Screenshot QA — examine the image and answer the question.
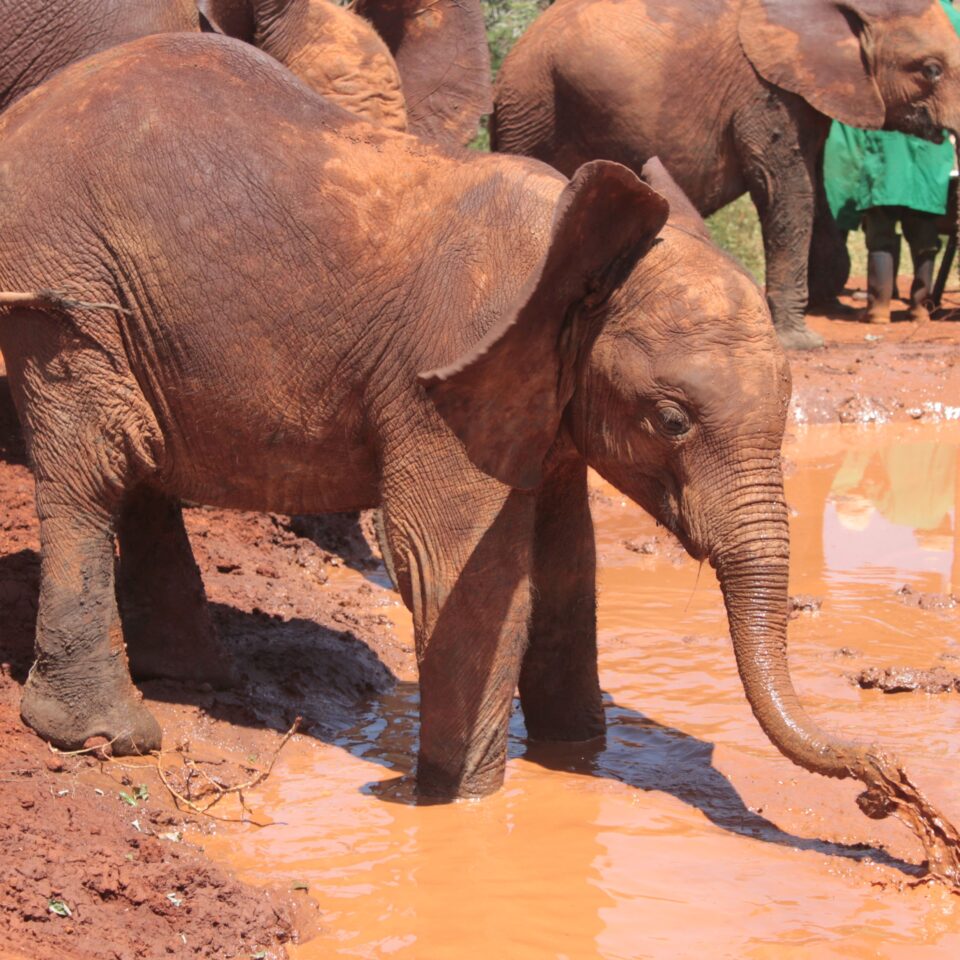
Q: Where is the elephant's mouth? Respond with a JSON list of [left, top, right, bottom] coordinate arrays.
[[886, 103, 945, 142], [652, 476, 708, 562]]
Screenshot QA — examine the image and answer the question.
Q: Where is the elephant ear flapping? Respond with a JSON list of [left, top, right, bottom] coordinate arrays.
[[418, 160, 669, 491], [353, 0, 491, 146], [738, 0, 893, 127]]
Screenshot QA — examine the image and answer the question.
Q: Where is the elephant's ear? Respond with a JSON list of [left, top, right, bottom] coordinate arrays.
[[738, 0, 887, 126], [640, 158, 710, 240], [418, 161, 669, 490], [196, 0, 255, 41], [352, 0, 492, 147]]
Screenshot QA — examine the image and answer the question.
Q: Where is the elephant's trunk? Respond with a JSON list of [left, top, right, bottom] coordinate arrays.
[[710, 482, 864, 782], [705, 472, 960, 883]]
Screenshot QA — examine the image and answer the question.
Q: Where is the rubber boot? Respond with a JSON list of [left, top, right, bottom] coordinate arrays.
[[863, 250, 895, 324], [908, 252, 936, 322]]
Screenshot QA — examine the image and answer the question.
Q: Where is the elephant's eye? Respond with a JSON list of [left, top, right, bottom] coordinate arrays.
[[922, 60, 944, 82], [655, 402, 691, 438]]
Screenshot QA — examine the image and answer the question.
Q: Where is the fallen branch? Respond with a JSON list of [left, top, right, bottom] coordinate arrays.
[[0, 289, 130, 315], [49, 735, 122, 757], [152, 716, 301, 827]]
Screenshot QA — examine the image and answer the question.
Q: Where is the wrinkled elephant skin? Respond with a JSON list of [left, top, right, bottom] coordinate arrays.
[[0, 34, 894, 807], [0, 0, 489, 145], [493, 0, 960, 348]]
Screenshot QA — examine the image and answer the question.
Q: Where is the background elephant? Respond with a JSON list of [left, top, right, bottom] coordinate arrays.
[[0, 34, 927, 829], [197, 0, 491, 143], [491, 0, 960, 348], [0, 0, 489, 145]]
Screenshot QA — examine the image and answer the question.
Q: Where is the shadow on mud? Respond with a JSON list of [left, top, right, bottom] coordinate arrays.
[[522, 706, 920, 875], [0, 547, 919, 878], [360, 682, 922, 878], [288, 512, 389, 587], [0, 546, 397, 740]]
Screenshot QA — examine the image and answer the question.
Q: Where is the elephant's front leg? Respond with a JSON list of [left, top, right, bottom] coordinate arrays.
[[520, 449, 604, 742], [382, 461, 536, 800], [735, 97, 827, 350]]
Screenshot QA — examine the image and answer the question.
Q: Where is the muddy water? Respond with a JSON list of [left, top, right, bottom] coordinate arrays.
[[201, 424, 960, 958]]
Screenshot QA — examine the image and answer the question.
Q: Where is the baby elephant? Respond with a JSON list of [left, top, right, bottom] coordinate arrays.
[[0, 34, 884, 803]]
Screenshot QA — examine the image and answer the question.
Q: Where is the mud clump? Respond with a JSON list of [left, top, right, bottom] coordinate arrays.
[[788, 594, 822, 618], [895, 585, 958, 611], [836, 395, 893, 424], [852, 665, 960, 694]]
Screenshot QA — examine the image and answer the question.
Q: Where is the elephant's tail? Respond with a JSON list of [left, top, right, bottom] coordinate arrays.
[[0, 289, 129, 316]]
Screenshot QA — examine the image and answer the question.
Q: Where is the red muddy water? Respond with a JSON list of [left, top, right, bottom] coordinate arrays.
[[193, 422, 960, 960]]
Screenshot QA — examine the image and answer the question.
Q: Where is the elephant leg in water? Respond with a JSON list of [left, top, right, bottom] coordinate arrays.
[[380, 437, 535, 799], [519, 446, 604, 742], [116, 484, 234, 686]]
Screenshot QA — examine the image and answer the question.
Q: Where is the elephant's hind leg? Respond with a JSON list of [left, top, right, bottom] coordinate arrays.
[[9, 310, 163, 753], [117, 485, 235, 687], [520, 451, 605, 742]]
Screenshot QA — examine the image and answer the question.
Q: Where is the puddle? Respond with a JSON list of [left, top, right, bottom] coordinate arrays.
[[199, 423, 960, 959]]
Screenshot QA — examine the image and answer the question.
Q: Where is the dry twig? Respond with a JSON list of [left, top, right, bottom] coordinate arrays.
[[152, 716, 301, 827]]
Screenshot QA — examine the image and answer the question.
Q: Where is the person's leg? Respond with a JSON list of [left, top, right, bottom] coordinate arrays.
[[902, 210, 941, 322], [861, 207, 900, 324]]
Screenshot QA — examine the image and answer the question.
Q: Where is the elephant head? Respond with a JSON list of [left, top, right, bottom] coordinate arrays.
[[740, 0, 960, 137], [197, 0, 490, 144], [420, 158, 910, 811]]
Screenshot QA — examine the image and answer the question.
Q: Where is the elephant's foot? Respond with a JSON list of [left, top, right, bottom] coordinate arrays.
[[20, 667, 162, 755], [415, 753, 506, 801], [775, 323, 825, 350], [126, 620, 237, 688]]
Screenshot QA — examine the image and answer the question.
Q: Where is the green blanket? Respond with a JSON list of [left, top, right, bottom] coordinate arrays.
[[823, 0, 960, 231]]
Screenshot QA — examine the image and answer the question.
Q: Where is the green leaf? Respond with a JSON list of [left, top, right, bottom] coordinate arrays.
[[47, 899, 72, 918], [118, 791, 137, 807], [133, 784, 149, 802]]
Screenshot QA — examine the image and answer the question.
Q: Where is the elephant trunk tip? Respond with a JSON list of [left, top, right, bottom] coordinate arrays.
[[851, 747, 960, 889]]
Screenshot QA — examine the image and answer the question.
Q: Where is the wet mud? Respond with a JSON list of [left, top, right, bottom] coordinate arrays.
[[791, 281, 960, 426], [853, 665, 960, 694], [1, 305, 960, 957]]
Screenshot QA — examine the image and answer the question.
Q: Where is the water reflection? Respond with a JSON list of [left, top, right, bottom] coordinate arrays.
[[827, 438, 957, 588]]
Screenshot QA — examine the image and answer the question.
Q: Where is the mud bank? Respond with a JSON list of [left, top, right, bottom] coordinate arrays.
[[1, 300, 960, 957], [0, 364, 409, 958], [791, 283, 960, 425]]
